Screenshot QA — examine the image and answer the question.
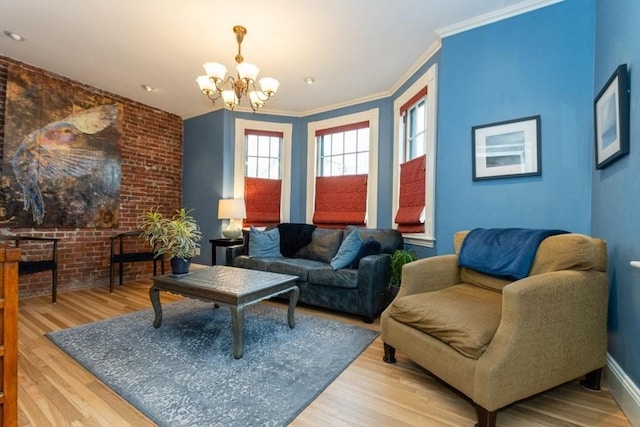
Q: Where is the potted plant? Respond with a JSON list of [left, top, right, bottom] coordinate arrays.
[[388, 248, 417, 301], [139, 207, 202, 275]]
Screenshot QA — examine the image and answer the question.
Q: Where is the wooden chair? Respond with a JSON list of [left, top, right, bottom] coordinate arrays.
[[110, 231, 164, 292]]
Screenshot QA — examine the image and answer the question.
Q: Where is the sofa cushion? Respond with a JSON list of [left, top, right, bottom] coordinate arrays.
[[349, 236, 382, 269], [294, 228, 343, 263], [330, 230, 362, 270], [308, 267, 359, 289], [249, 226, 282, 258], [267, 258, 326, 281], [344, 225, 403, 254], [234, 255, 281, 271], [389, 284, 502, 359]]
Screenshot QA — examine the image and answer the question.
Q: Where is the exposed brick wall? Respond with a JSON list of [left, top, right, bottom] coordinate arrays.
[[0, 56, 183, 299]]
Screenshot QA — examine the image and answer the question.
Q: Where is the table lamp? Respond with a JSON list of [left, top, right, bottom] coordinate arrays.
[[218, 198, 246, 239]]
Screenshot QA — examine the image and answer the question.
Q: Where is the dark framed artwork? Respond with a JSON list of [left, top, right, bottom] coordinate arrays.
[[1, 65, 122, 227], [472, 115, 541, 181], [594, 64, 629, 169]]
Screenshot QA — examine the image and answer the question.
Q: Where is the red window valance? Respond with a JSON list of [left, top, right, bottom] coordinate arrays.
[[395, 155, 426, 233], [315, 121, 369, 137], [243, 177, 281, 227], [245, 129, 284, 138], [399, 87, 428, 115], [313, 174, 367, 229]]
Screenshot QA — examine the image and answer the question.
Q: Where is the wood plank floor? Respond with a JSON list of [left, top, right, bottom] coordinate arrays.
[[18, 279, 631, 427]]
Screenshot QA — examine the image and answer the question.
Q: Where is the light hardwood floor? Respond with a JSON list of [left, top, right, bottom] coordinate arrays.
[[18, 279, 630, 427]]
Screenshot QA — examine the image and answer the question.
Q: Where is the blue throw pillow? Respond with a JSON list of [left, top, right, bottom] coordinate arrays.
[[248, 226, 282, 258], [349, 236, 383, 269], [330, 230, 363, 270]]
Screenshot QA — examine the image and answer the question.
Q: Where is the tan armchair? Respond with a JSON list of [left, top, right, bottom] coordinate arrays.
[[381, 231, 608, 427]]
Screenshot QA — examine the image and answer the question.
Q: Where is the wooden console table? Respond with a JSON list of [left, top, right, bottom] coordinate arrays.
[[0, 247, 19, 425], [0, 235, 58, 303]]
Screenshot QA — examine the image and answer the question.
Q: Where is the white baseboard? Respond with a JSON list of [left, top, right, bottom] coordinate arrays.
[[607, 353, 640, 427]]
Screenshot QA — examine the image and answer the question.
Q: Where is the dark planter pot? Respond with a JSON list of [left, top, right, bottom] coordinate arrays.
[[387, 284, 401, 303], [170, 257, 191, 275]]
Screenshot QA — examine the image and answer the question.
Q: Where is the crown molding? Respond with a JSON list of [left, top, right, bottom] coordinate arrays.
[[437, 0, 563, 39]]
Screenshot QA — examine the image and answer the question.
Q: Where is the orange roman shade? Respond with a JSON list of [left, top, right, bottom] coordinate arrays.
[[313, 174, 367, 229], [243, 177, 281, 227], [395, 155, 426, 233]]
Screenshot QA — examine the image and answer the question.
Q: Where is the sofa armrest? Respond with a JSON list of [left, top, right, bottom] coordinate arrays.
[[229, 244, 247, 261], [474, 269, 609, 411], [356, 253, 392, 319], [398, 254, 461, 298]]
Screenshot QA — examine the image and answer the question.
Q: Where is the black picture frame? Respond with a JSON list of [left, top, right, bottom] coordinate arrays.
[[594, 64, 630, 169], [472, 115, 541, 181]]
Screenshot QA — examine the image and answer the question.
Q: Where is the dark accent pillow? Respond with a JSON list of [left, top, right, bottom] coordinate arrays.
[[278, 223, 316, 257], [349, 236, 382, 269]]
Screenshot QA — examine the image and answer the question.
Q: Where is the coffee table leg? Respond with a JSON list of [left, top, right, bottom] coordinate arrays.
[[230, 305, 245, 359], [149, 286, 162, 328], [287, 286, 300, 329]]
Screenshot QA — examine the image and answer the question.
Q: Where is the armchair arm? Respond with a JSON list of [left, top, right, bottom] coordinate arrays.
[[397, 254, 461, 298], [474, 269, 609, 411]]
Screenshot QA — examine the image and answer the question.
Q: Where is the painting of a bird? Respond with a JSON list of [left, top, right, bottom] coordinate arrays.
[[11, 104, 120, 224]]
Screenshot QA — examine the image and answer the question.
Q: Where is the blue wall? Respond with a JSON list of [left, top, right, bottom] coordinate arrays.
[[183, 109, 225, 265], [184, 0, 639, 396], [593, 0, 640, 390], [435, 0, 595, 254]]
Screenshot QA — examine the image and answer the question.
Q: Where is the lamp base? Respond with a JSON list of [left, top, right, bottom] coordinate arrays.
[[222, 221, 242, 240]]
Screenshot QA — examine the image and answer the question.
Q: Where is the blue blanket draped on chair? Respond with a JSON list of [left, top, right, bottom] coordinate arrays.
[[458, 228, 568, 280]]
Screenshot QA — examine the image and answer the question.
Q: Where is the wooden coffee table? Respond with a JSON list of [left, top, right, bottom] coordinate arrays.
[[149, 265, 299, 359]]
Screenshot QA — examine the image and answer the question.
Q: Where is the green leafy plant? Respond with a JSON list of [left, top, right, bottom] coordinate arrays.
[[139, 208, 202, 260], [389, 248, 418, 289]]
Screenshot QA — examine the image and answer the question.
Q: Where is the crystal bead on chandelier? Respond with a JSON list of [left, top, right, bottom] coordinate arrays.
[[196, 25, 279, 112]]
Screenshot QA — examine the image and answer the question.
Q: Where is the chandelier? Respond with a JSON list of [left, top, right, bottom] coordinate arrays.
[[196, 25, 279, 112]]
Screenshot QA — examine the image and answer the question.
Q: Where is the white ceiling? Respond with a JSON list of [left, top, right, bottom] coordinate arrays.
[[0, 0, 547, 119]]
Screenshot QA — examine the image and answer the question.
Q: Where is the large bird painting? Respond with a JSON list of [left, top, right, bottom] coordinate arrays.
[[1, 65, 122, 227]]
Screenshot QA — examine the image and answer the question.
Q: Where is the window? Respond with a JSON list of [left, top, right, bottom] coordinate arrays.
[[392, 64, 437, 246], [395, 88, 427, 234], [234, 119, 292, 226], [307, 109, 379, 228], [245, 130, 281, 179], [316, 121, 369, 177]]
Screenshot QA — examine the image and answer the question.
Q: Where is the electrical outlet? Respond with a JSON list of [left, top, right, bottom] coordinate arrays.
[[195, 248, 201, 256]]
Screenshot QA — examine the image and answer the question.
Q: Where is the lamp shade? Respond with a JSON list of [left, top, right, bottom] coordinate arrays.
[[218, 199, 246, 219]]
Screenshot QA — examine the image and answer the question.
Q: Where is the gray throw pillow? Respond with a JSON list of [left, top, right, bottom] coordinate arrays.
[[248, 226, 282, 258]]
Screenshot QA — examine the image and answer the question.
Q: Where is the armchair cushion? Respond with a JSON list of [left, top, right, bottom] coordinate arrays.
[[389, 284, 502, 359]]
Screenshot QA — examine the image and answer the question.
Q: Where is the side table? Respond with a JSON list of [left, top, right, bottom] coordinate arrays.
[[210, 238, 243, 266]]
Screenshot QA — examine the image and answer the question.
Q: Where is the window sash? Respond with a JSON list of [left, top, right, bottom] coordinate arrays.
[[245, 130, 283, 179], [316, 123, 370, 177]]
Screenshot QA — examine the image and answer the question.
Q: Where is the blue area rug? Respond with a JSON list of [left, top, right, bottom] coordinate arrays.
[[47, 299, 378, 426]]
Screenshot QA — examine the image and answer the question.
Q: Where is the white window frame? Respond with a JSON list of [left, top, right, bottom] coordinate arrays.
[[392, 64, 437, 247], [306, 109, 379, 228], [234, 119, 292, 223]]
